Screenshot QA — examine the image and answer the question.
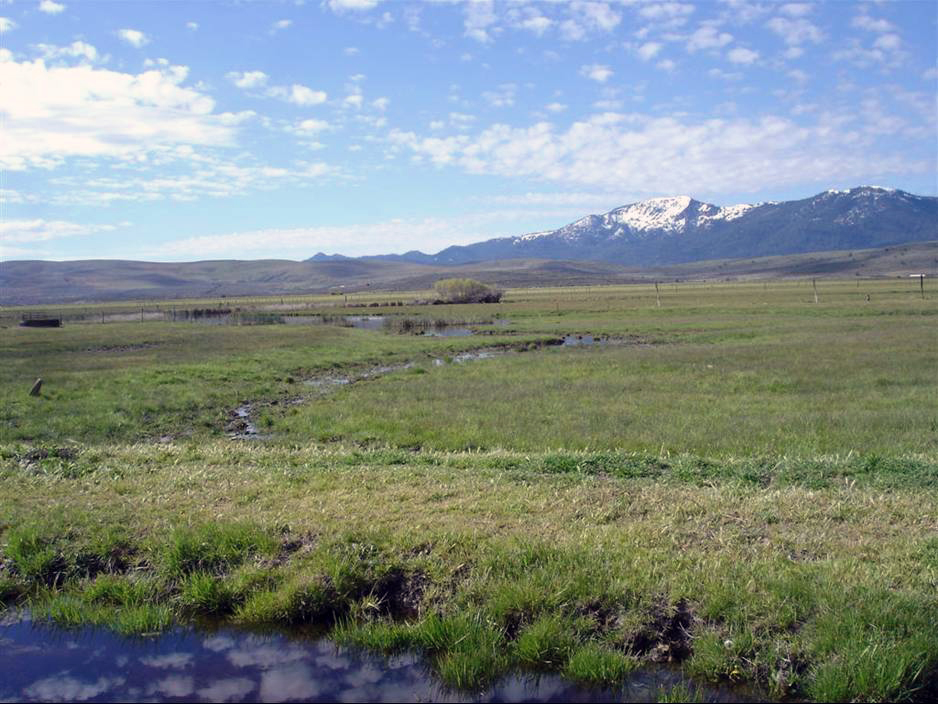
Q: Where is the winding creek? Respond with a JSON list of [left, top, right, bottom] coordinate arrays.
[[225, 334, 616, 440], [0, 613, 757, 703]]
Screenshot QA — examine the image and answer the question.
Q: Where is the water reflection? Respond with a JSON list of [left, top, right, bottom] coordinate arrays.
[[1, 615, 754, 703], [562, 334, 606, 346]]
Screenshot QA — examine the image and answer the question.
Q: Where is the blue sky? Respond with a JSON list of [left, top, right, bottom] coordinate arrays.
[[1, 0, 936, 262]]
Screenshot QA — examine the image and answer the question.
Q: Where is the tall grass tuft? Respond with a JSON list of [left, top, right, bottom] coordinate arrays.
[[565, 644, 638, 684], [161, 523, 276, 577]]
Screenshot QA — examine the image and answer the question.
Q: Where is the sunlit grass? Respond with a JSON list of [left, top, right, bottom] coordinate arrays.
[[1, 280, 936, 700]]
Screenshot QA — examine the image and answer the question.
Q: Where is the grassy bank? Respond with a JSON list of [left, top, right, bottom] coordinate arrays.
[[1, 280, 937, 701], [1, 443, 937, 701]]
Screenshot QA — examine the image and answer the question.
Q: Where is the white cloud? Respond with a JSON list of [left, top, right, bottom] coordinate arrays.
[[545, 102, 567, 113], [449, 112, 476, 130], [39, 1, 66, 15], [779, 3, 812, 17], [508, 5, 554, 36], [833, 34, 907, 69], [150, 208, 589, 260], [196, 679, 255, 702], [23, 676, 125, 702], [852, 15, 895, 34], [47, 154, 331, 205], [34, 41, 101, 62], [518, 14, 552, 36], [0, 188, 39, 205], [765, 17, 822, 46], [268, 84, 328, 106], [116, 29, 149, 48], [0, 218, 121, 244], [727, 47, 759, 64], [227, 70, 268, 90], [637, 41, 662, 61], [718, 0, 770, 25], [271, 19, 292, 32], [656, 59, 677, 72], [389, 110, 922, 197], [140, 653, 194, 670], [580, 64, 613, 83], [559, 19, 586, 41], [924, 67, 938, 81], [482, 83, 516, 107], [0, 58, 247, 170], [873, 34, 901, 51], [372, 97, 389, 111], [0, 17, 16, 33], [709, 67, 742, 81], [327, 0, 381, 11], [343, 93, 363, 109], [686, 25, 733, 52], [483, 191, 621, 209], [571, 1, 621, 32], [464, 0, 497, 43], [294, 118, 330, 133], [638, 2, 695, 25], [186, 21, 199, 31]]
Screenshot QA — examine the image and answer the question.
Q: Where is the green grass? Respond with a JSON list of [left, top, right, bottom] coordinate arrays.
[[1, 280, 937, 701], [565, 644, 638, 684], [1, 444, 935, 699], [160, 522, 277, 577]]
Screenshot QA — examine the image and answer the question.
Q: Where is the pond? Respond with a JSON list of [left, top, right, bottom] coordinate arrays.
[[0, 613, 757, 703]]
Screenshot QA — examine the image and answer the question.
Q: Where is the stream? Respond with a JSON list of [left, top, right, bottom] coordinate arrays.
[[0, 613, 757, 703]]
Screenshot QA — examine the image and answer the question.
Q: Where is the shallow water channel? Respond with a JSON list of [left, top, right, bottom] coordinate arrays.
[[227, 337, 616, 439], [0, 614, 755, 703]]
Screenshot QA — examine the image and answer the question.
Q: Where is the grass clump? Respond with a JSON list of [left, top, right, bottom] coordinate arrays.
[[804, 585, 938, 702], [565, 643, 638, 684], [656, 682, 703, 703], [4, 521, 136, 585], [5, 523, 64, 583], [83, 574, 160, 607], [235, 575, 344, 626], [414, 613, 508, 689], [112, 604, 173, 636], [161, 522, 276, 577], [515, 614, 578, 669], [333, 619, 415, 654], [178, 572, 238, 615]]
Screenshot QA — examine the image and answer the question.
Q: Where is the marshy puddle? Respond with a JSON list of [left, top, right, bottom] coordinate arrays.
[[0, 614, 754, 703], [228, 337, 633, 440], [281, 315, 388, 331], [561, 334, 606, 346]]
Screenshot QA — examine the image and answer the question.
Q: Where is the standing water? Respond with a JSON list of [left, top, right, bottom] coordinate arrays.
[[0, 614, 759, 702]]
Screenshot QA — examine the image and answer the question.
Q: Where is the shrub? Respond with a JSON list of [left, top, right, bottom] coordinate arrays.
[[433, 278, 502, 304]]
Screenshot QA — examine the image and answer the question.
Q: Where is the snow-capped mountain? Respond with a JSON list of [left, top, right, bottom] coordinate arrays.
[[362, 187, 937, 267], [518, 196, 757, 243]]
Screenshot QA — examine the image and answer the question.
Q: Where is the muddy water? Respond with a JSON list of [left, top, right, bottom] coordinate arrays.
[[0, 614, 755, 703]]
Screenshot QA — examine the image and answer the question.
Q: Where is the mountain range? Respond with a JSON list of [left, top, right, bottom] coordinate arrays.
[[2, 187, 936, 304], [351, 187, 937, 267]]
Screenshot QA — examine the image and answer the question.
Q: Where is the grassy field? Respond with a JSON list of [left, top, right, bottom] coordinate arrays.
[[1, 279, 936, 701]]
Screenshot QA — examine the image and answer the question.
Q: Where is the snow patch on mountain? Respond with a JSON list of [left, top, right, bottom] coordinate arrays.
[[607, 196, 693, 233], [517, 229, 553, 242]]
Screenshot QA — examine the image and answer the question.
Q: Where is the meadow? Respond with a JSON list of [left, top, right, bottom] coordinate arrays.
[[1, 278, 936, 702]]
